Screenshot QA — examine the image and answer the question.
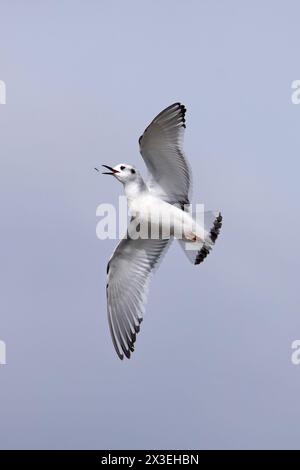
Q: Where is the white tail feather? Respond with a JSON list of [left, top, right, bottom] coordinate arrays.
[[178, 211, 222, 265]]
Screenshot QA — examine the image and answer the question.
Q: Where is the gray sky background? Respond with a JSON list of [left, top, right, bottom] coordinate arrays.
[[1, 0, 300, 450]]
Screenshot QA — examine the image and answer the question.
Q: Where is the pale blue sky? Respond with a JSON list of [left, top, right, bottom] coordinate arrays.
[[0, 0, 300, 449]]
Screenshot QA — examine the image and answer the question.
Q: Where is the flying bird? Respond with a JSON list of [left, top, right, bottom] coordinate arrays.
[[101, 103, 222, 359]]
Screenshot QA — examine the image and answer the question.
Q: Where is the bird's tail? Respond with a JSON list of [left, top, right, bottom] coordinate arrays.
[[177, 211, 222, 265]]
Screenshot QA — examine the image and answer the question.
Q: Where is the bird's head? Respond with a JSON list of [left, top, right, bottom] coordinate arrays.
[[101, 163, 140, 184]]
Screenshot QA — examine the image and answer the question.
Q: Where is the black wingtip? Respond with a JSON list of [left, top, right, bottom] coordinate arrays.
[[194, 213, 223, 265], [139, 102, 187, 146], [179, 103, 186, 128], [169, 102, 186, 128], [194, 244, 211, 265], [210, 212, 223, 243]]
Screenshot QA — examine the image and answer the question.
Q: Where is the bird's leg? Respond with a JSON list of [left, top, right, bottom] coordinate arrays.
[[183, 231, 203, 243]]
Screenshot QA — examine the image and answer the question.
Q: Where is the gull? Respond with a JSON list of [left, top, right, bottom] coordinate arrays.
[[101, 103, 222, 360]]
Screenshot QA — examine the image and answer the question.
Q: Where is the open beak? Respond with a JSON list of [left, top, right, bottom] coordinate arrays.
[[102, 164, 119, 175]]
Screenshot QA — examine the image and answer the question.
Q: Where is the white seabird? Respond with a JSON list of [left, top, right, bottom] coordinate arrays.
[[101, 103, 222, 359]]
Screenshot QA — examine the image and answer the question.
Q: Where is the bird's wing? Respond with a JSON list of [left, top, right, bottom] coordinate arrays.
[[139, 102, 191, 206], [106, 234, 171, 359]]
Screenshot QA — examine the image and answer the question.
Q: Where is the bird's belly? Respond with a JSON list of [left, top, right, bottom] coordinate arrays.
[[130, 197, 200, 239]]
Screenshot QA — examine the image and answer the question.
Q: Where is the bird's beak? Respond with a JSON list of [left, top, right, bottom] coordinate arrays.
[[102, 165, 119, 175]]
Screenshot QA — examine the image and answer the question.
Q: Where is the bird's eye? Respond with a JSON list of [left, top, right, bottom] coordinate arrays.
[[131, 169, 136, 174], [120, 165, 125, 171]]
